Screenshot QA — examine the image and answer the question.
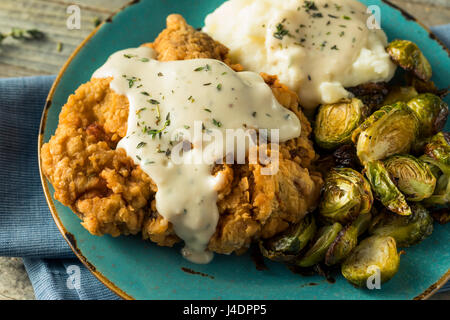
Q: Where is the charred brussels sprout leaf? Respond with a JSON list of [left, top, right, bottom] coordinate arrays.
[[384, 86, 418, 105], [315, 98, 369, 150], [319, 168, 373, 224], [364, 160, 411, 215], [406, 94, 448, 138], [430, 208, 450, 225], [422, 172, 450, 207], [352, 102, 419, 165], [384, 154, 436, 201], [369, 204, 433, 247], [347, 83, 389, 110], [259, 215, 316, 262], [423, 132, 450, 175], [387, 40, 432, 81], [341, 236, 401, 287], [295, 223, 342, 268], [325, 212, 373, 266]]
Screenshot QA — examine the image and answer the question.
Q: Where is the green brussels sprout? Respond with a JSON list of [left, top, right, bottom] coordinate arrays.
[[352, 102, 419, 165], [319, 168, 373, 224], [406, 94, 448, 138], [369, 204, 433, 247], [387, 40, 432, 81], [384, 154, 436, 201], [364, 160, 411, 216], [341, 235, 401, 287], [422, 132, 450, 175], [422, 173, 450, 207], [325, 212, 373, 266], [384, 86, 418, 105], [295, 222, 342, 268], [259, 215, 316, 262], [314, 98, 370, 150]]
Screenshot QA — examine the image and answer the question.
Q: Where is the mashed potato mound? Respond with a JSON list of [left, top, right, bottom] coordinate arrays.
[[41, 14, 322, 255]]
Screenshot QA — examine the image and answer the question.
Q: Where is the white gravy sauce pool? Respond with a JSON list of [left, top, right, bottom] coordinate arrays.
[[93, 46, 301, 263], [204, 0, 396, 112]]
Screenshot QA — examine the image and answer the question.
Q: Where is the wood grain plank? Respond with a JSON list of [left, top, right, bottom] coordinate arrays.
[[0, 0, 129, 77]]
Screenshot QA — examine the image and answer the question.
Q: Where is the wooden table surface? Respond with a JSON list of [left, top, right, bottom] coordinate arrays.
[[0, 0, 449, 300]]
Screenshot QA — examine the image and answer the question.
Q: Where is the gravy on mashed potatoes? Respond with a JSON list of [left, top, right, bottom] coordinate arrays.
[[203, 0, 397, 111]]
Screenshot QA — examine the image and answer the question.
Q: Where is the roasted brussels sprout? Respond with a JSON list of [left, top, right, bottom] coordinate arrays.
[[364, 160, 411, 216], [422, 132, 450, 175], [406, 94, 448, 138], [384, 154, 436, 201], [387, 40, 432, 81], [325, 212, 373, 266], [295, 223, 342, 268], [422, 173, 450, 207], [352, 102, 419, 165], [341, 235, 401, 287], [369, 204, 433, 247], [384, 86, 418, 105], [319, 168, 373, 224], [259, 215, 316, 262], [347, 83, 389, 111], [315, 98, 369, 150]]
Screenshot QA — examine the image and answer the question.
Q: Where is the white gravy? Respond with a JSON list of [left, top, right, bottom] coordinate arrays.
[[92, 47, 301, 263], [204, 0, 396, 111]]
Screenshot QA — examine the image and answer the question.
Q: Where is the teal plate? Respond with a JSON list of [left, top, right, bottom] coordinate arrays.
[[39, 0, 450, 300]]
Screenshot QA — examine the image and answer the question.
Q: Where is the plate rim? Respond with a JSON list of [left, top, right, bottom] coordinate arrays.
[[37, 0, 450, 300]]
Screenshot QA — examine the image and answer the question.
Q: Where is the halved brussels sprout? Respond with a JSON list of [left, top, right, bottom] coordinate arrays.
[[295, 223, 342, 268], [387, 40, 432, 81], [423, 132, 450, 175], [325, 212, 373, 266], [314, 98, 369, 150], [352, 102, 419, 165], [259, 215, 316, 262], [341, 235, 401, 287], [319, 168, 373, 224], [347, 83, 389, 111], [369, 204, 433, 247], [364, 160, 411, 216], [406, 94, 448, 138], [384, 86, 418, 105], [384, 154, 436, 201], [422, 173, 450, 207]]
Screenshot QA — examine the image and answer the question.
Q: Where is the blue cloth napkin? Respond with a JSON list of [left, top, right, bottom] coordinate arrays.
[[0, 26, 449, 300]]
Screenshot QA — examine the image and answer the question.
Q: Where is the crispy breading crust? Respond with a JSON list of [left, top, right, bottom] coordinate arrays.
[[41, 14, 322, 255]]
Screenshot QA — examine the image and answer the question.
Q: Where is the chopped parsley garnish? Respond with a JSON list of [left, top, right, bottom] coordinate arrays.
[[303, 1, 318, 12], [203, 83, 212, 86], [216, 83, 222, 91], [252, 112, 257, 117], [141, 91, 150, 96], [136, 155, 141, 161], [157, 72, 164, 77], [184, 125, 190, 129], [273, 23, 290, 40], [148, 99, 160, 105], [343, 15, 351, 20], [212, 119, 222, 127], [123, 54, 135, 59], [194, 66, 205, 72], [204, 108, 212, 113], [136, 141, 147, 149], [144, 113, 171, 138], [331, 45, 339, 50], [140, 58, 149, 62], [127, 77, 138, 88]]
